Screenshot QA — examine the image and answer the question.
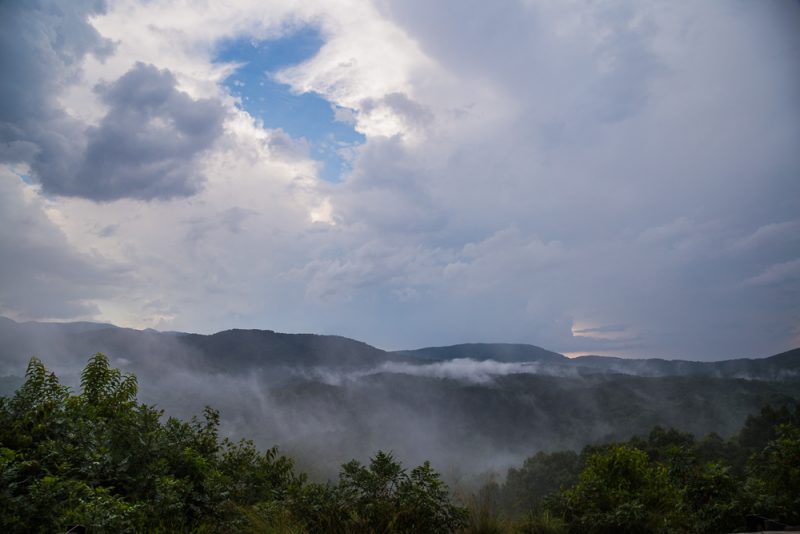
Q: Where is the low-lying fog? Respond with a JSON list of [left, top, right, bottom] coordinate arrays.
[[1, 319, 797, 484]]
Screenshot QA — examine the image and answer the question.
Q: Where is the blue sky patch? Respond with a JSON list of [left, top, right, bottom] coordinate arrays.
[[214, 27, 364, 182], [8, 165, 32, 184]]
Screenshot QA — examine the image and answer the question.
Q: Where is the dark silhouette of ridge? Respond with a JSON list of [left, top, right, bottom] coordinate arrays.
[[179, 328, 392, 370], [393, 343, 567, 364], [0, 317, 797, 381]]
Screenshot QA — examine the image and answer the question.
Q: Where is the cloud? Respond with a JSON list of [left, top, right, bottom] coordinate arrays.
[[358, 92, 434, 139], [69, 62, 226, 200], [573, 325, 628, 335], [1, 0, 798, 360], [0, 3, 226, 201], [0, 0, 111, 191], [729, 220, 800, 254], [299, 358, 579, 386], [743, 259, 800, 288], [0, 0, 113, 125], [371, 358, 578, 383], [0, 168, 125, 320]]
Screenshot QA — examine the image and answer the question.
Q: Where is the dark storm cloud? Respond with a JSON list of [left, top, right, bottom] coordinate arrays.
[[0, 1, 125, 318], [0, 0, 110, 184], [0, 1, 225, 201], [69, 63, 226, 200], [0, 0, 112, 124]]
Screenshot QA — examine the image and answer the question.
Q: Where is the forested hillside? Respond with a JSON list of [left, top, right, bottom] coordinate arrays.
[[1, 318, 799, 479], [1, 354, 798, 532]]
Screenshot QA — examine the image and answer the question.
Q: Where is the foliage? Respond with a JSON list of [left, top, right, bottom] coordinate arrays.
[[556, 445, 682, 534], [462, 478, 508, 534], [293, 451, 467, 533], [1, 354, 797, 533], [679, 461, 740, 534], [501, 451, 580, 516], [744, 423, 800, 525], [484, 399, 800, 534], [517, 510, 567, 534], [0, 354, 463, 533]]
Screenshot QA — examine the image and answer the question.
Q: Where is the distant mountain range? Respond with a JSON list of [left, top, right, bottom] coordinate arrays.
[[397, 342, 800, 381], [2, 316, 797, 379], [1, 316, 798, 477]]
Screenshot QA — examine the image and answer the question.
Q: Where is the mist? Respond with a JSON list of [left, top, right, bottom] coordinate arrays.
[[2, 318, 797, 484]]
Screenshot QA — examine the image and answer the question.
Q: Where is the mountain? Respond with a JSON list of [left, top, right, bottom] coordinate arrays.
[[1, 316, 798, 477], [2, 316, 797, 380], [0, 318, 394, 376], [181, 328, 394, 371], [570, 348, 800, 381], [394, 343, 567, 364]]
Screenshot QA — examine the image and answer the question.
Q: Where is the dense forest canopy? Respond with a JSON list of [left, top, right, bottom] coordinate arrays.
[[1, 354, 798, 533]]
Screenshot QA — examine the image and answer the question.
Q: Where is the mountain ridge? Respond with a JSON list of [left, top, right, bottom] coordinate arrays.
[[1, 316, 798, 477], [1, 316, 798, 375]]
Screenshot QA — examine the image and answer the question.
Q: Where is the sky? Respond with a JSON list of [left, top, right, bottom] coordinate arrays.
[[0, 0, 798, 360]]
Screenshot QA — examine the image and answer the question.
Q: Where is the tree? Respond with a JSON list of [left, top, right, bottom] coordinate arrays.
[[558, 445, 683, 534], [0, 355, 466, 533], [680, 461, 740, 534], [744, 424, 800, 525], [503, 450, 580, 515], [0, 355, 301, 532], [295, 451, 467, 533]]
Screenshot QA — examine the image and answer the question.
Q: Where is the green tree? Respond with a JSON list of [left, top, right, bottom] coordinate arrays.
[[558, 445, 682, 534], [0, 355, 302, 532], [296, 451, 467, 533], [680, 461, 740, 534], [502, 450, 580, 516], [744, 424, 800, 525], [0, 355, 467, 533]]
